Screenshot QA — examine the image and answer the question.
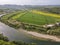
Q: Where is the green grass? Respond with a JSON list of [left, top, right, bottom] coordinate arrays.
[[11, 11, 27, 20], [15, 12, 60, 25]]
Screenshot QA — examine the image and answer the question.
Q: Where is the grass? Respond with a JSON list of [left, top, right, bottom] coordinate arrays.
[[15, 12, 60, 25], [11, 11, 27, 20]]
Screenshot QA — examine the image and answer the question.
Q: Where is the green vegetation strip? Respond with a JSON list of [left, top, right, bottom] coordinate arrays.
[[11, 11, 27, 20]]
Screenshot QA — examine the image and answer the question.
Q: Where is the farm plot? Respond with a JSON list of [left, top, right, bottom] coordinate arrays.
[[12, 12, 60, 25]]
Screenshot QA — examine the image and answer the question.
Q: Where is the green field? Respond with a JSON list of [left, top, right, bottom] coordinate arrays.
[[9, 11, 60, 25]]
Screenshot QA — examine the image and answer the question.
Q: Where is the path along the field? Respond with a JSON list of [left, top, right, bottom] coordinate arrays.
[[31, 10, 60, 18]]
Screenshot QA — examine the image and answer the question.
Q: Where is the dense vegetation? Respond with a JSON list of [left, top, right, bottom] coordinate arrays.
[[0, 34, 15, 45]]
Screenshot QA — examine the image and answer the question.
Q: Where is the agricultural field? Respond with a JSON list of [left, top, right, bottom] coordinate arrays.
[[9, 10, 60, 25]]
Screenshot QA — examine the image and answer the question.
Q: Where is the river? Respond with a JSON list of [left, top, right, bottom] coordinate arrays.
[[0, 14, 60, 45]]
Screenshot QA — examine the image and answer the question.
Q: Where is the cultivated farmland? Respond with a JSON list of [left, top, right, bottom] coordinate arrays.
[[9, 10, 60, 25]]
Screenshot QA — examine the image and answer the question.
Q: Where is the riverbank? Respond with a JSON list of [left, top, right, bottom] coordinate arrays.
[[18, 29, 60, 42]]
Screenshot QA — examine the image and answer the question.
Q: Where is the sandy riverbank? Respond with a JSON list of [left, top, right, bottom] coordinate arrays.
[[18, 29, 60, 42]]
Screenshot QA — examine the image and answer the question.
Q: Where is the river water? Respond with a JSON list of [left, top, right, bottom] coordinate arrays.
[[0, 14, 60, 45]]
